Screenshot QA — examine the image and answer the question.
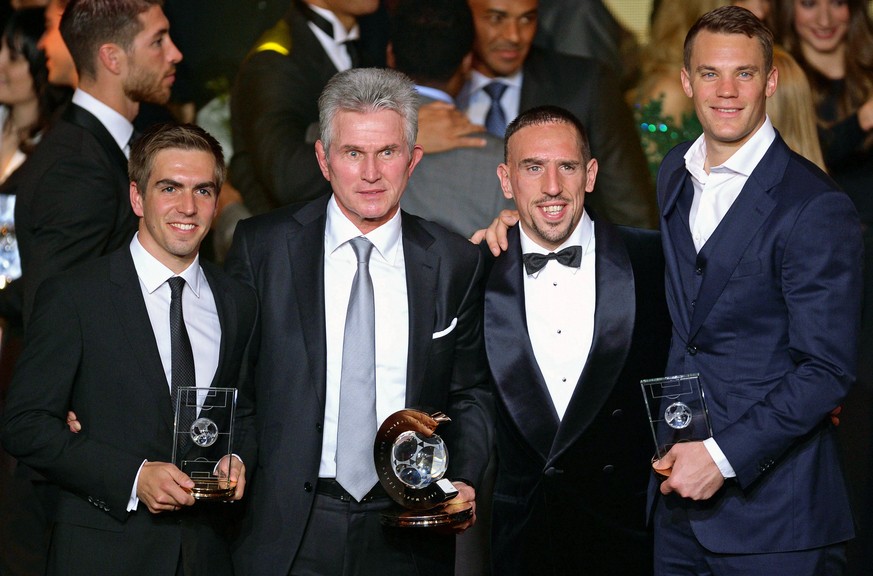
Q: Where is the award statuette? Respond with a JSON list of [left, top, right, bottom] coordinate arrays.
[[374, 409, 473, 528], [640, 374, 713, 479], [171, 387, 237, 500]]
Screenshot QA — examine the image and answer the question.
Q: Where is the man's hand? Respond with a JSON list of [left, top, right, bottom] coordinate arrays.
[[655, 442, 724, 500], [830, 405, 842, 427], [136, 462, 196, 514], [66, 411, 81, 433], [442, 480, 477, 533], [417, 102, 487, 154], [215, 454, 246, 501], [471, 210, 519, 255]]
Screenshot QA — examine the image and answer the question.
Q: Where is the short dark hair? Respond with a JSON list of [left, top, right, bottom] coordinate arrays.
[[60, 0, 163, 79], [503, 105, 591, 163], [388, 0, 473, 85], [684, 5, 773, 72], [129, 123, 225, 193]]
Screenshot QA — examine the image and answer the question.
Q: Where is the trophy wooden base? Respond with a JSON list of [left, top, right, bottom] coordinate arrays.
[[189, 480, 236, 501], [381, 502, 473, 528]]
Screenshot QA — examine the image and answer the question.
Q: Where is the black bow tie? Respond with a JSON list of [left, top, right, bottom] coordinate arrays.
[[522, 246, 583, 275]]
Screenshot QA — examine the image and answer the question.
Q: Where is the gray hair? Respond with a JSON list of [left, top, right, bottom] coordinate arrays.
[[318, 68, 419, 156]]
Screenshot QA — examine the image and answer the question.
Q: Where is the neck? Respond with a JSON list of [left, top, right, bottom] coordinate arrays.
[[78, 77, 139, 122], [307, 0, 357, 32], [800, 43, 846, 80], [8, 97, 39, 136]]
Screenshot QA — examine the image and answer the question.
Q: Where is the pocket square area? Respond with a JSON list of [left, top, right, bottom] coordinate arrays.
[[432, 317, 458, 339]]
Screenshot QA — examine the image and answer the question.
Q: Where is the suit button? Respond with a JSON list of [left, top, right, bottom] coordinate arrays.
[[612, 409, 623, 418], [602, 465, 615, 474], [304, 482, 313, 492], [687, 345, 697, 355], [315, 423, 323, 432], [690, 299, 696, 308], [696, 266, 704, 275]]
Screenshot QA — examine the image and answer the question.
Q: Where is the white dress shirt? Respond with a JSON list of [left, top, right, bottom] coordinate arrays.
[[459, 69, 523, 126], [72, 88, 134, 159], [684, 117, 776, 478], [520, 213, 596, 420], [307, 3, 360, 73], [319, 197, 409, 477], [127, 233, 221, 509]]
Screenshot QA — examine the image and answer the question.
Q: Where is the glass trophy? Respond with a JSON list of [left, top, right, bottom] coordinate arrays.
[[171, 387, 237, 500], [374, 409, 473, 528], [640, 374, 713, 479]]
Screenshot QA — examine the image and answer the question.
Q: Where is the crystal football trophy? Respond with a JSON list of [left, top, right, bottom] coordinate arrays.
[[172, 387, 237, 500], [374, 409, 473, 528], [640, 374, 713, 479]]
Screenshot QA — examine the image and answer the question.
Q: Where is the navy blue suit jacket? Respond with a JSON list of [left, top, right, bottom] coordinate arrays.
[[654, 134, 862, 553]]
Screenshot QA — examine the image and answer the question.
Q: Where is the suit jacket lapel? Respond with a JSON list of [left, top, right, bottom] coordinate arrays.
[[485, 226, 558, 461], [109, 248, 175, 430], [286, 197, 329, 409], [64, 104, 128, 174], [401, 214, 438, 407], [202, 263, 236, 389], [549, 217, 635, 463], [661, 160, 694, 339], [687, 139, 787, 339]]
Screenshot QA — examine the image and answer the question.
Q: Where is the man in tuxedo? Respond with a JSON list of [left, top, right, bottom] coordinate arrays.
[[390, 0, 513, 238], [229, 0, 380, 215], [1, 123, 258, 575], [460, 0, 657, 229], [484, 105, 670, 575], [12, 0, 183, 328], [225, 67, 490, 575], [652, 7, 862, 574]]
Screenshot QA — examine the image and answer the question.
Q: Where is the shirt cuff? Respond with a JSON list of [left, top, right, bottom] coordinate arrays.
[[126, 459, 147, 512], [703, 438, 736, 478]]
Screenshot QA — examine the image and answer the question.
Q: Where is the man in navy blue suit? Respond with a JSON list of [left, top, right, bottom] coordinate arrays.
[[652, 6, 862, 574]]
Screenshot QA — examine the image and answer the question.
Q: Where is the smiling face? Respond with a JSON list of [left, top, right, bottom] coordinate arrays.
[[122, 5, 181, 105], [130, 148, 218, 273], [498, 121, 597, 250], [316, 109, 423, 234], [681, 30, 777, 167], [468, 0, 537, 78], [793, 0, 850, 58]]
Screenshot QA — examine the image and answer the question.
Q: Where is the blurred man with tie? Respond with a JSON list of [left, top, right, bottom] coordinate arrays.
[[226, 67, 491, 575], [483, 105, 670, 575], [1, 123, 258, 576]]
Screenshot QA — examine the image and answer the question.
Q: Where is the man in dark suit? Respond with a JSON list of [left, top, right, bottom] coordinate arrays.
[[13, 0, 183, 328], [652, 7, 862, 574], [229, 0, 380, 215], [1, 123, 258, 576], [484, 105, 670, 575], [226, 67, 490, 575], [460, 0, 657, 229], [389, 0, 513, 238]]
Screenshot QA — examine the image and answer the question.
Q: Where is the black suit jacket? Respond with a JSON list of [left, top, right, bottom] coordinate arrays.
[[224, 195, 491, 575], [484, 217, 670, 575], [519, 47, 657, 229], [1, 248, 258, 576], [12, 103, 136, 328]]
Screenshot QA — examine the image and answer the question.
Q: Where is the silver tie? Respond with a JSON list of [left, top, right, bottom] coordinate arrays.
[[336, 237, 379, 501]]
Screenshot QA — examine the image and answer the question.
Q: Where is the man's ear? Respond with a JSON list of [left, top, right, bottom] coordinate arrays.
[[498, 164, 513, 200], [130, 182, 144, 217], [97, 43, 124, 76]]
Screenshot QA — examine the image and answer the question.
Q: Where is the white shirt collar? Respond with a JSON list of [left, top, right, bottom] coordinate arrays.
[[519, 210, 594, 276], [130, 233, 203, 297], [684, 116, 777, 180], [72, 88, 133, 156], [325, 195, 403, 264], [466, 69, 523, 97], [415, 85, 454, 105], [308, 3, 360, 44]]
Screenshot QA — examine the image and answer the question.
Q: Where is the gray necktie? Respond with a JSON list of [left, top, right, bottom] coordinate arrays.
[[484, 81, 508, 137], [169, 277, 196, 448], [336, 237, 378, 501]]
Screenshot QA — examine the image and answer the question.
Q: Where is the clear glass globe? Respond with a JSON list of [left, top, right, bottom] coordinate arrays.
[[391, 430, 448, 489]]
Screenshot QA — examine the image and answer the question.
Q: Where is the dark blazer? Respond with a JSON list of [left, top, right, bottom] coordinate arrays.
[[485, 217, 670, 575], [12, 103, 135, 328], [230, 1, 339, 215], [518, 47, 657, 229], [1, 248, 258, 576], [224, 194, 491, 575], [654, 134, 862, 553]]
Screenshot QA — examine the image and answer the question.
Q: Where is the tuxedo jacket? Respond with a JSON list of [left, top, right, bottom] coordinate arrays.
[[12, 103, 136, 328], [1, 248, 258, 576], [224, 194, 491, 575], [518, 47, 657, 229], [654, 134, 862, 553], [400, 94, 513, 238], [484, 217, 670, 575]]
